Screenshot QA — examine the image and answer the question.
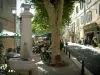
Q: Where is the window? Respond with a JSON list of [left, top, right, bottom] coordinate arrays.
[[0, 0, 3, 10], [96, 9, 97, 14], [80, 1, 84, 10], [99, 4, 100, 15], [81, 15, 84, 24], [73, 22, 75, 32], [86, 0, 91, 4], [86, 11, 92, 23], [76, 19, 79, 30], [76, 19, 79, 25], [88, 11, 92, 22], [76, 6, 78, 13]]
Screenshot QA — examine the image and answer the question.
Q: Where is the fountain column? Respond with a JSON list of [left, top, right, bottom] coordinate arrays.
[[9, 4, 38, 75], [20, 4, 33, 60]]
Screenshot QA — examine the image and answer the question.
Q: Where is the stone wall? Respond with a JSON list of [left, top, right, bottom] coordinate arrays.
[[0, 0, 16, 50]]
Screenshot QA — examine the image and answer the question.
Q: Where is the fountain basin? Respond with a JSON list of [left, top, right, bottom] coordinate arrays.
[[9, 58, 36, 71]]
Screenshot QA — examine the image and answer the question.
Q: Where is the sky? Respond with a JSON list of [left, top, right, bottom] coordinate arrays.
[[16, 0, 35, 17]]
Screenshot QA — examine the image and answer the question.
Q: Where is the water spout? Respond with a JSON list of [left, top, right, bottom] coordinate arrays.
[[20, 42, 31, 61]]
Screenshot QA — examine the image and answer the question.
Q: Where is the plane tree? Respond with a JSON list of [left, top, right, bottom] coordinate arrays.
[[31, 0, 84, 64]]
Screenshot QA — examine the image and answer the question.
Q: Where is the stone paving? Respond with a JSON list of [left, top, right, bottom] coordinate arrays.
[[68, 42, 100, 75], [32, 52, 81, 75]]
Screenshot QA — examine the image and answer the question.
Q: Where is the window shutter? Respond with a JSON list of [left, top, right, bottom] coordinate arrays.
[[0, 22, 3, 31], [99, 4, 100, 15], [0, 0, 3, 10]]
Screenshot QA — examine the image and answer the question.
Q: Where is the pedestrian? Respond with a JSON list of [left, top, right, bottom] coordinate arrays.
[[40, 44, 46, 60], [60, 40, 64, 51], [16, 46, 20, 53], [64, 39, 68, 54], [63, 39, 67, 52], [87, 37, 91, 45]]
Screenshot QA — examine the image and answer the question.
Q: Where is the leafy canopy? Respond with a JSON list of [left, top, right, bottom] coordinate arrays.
[[31, 0, 82, 34]]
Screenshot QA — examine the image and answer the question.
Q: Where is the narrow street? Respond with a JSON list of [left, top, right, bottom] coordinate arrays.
[[67, 43, 100, 75]]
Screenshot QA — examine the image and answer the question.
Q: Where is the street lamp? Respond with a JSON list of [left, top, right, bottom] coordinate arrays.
[[12, 8, 16, 49], [12, 8, 16, 33]]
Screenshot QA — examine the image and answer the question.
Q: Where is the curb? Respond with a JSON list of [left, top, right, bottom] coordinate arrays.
[[70, 54, 93, 75]]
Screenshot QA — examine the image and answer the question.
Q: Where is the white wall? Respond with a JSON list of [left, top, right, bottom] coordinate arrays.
[[70, 0, 99, 40]]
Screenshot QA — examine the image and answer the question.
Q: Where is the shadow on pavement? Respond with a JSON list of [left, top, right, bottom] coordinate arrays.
[[68, 45, 100, 75]]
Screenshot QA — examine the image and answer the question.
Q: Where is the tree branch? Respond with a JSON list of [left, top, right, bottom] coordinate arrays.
[[43, 0, 54, 19], [43, 0, 54, 8]]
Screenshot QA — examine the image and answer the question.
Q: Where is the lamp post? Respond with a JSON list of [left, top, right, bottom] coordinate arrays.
[[12, 9, 16, 32], [19, 17, 22, 46], [12, 8, 16, 49]]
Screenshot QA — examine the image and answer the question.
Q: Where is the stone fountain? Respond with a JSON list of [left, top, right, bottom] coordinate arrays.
[[9, 4, 38, 75]]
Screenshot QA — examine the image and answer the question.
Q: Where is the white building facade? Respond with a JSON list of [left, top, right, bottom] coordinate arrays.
[[69, 0, 100, 44]]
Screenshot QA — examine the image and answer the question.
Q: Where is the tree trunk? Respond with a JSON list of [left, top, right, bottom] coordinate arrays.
[[43, 0, 64, 64]]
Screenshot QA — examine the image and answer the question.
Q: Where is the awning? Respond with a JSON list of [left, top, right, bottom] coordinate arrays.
[[32, 34, 43, 38], [95, 18, 100, 27], [0, 30, 21, 37], [83, 22, 98, 30], [32, 33, 51, 39], [41, 32, 51, 38]]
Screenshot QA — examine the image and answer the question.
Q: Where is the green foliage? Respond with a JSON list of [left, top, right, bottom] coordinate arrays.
[[31, 0, 82, 33], [31, 0, 50, 34], [32, 23, 50, 34], [62, 0, 75, 25]]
